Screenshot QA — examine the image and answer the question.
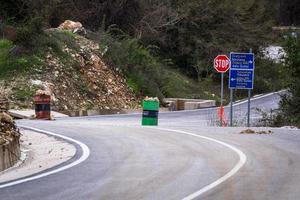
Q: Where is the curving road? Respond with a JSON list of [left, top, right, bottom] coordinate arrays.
[[1, 91, 300, 200]]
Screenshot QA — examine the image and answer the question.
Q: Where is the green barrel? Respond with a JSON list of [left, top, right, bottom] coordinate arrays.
[[142, 100, 159, 126]]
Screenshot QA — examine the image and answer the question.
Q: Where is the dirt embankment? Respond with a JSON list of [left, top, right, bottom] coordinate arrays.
[[0, 21, 139, 112], [40, 30, 138, 111]]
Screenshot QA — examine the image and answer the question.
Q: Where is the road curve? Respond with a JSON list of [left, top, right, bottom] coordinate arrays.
[[0, 91, 300, 200]]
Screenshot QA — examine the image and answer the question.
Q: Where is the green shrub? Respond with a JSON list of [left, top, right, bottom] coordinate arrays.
[[162, 72, 191, 98], [12, 85, 37, 101], [279, 36, 300, 127], [127, 77, 141, 94], [0, 39, 13, 67], [92, 30, 218, 100], [100, 33, 167, 99], [0, 39, 40, 78], [254, 58, 286, 93], [14, 17, 45, 50]]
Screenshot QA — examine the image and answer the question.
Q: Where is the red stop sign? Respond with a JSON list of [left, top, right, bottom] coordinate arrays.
[[214, 55, 230, 73]]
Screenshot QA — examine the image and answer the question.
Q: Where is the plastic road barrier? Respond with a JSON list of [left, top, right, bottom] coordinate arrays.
[[142, 100, 159, 126], [35, 94, 51, 120]]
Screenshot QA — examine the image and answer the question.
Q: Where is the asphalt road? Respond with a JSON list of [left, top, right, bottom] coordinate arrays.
[[1, 91, 300, 200]]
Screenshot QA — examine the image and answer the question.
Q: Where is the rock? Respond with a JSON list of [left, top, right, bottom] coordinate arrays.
[[58, 20, 83, 31], [73, 27, 87, 36], [0, 110, 20, 146], [36, 89, 51, 96], [144, 96, 159, 102], [240, 129, 256, 134], [0, 112, 13, 123]]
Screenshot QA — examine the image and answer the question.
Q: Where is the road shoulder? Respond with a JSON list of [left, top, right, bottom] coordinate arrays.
[[0, 130, 76, 183]]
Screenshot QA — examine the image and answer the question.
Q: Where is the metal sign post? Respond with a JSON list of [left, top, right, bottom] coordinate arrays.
[[221, 73, 224, 107], [214, 55, 230, 127], [220, 72, 224, 125], [247, 49, 253, 127], [229, 51, 255, 127], [247, 89, 251, 127], [230, 89, 233, 126]]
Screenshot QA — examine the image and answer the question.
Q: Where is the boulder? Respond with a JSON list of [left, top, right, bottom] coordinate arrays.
[[0, 112, 13, 124], [58, 20, 83, 31]]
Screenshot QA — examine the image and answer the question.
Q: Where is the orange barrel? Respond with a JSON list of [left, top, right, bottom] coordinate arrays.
[[34, 94, 51, 120]]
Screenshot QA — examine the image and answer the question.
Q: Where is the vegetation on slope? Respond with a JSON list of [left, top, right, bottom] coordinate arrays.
[[278, 35, 300, 127], [0, 0, 299, 125]]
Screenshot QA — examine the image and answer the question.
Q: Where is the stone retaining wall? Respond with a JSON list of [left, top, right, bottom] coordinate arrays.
[[0, 137, 20, 171], [0, 99, 21, 172]]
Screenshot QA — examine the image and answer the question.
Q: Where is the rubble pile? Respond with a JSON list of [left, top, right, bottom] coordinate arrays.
[[0, 20, 139, 111], [0, 101, 20, 146], [144, 96, 159, 101], [34, 22, 138, 111], [240, 129, 273, 134], [0, 112, 20, 145]]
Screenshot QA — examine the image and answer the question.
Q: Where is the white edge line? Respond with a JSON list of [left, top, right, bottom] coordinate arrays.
[[0, 126, 90, 189], [154, 127, 247, 200]]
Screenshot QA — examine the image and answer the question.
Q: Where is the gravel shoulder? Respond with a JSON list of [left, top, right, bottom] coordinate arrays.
[[0, 130, 76, 183]]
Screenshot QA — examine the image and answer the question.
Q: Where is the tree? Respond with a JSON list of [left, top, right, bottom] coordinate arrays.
[[280, 34, 300, 126], [0, 0, 28, 22], [279, 0, 300, 25], [150, 0, 273, 78]]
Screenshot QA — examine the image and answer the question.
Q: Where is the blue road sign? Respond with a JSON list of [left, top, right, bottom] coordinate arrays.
[[230, 53, 254, 70], [229, 70, 254, 89], [229, 52, 255, 89]]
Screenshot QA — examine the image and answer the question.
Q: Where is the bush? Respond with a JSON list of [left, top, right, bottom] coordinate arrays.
[[0, 39, 39, 78], [254, 58, 286, 93], [13, 17, 45, 51], [99, 32, 168, 99], [91, 30, 219, 101], [279, 35, 300, 127]]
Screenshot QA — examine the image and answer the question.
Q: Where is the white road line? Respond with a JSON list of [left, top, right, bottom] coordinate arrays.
[[0, 126, 90, 189], [154, 127, 247, 200]]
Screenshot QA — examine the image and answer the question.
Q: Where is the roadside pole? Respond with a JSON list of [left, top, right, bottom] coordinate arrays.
[[247, 89, 251, 127], [214, 55, 230, 127], [230, 89, 233, 126], [229, 51, 255, 127], [247, 49, 253, 127], [220, 72, 224, 125]]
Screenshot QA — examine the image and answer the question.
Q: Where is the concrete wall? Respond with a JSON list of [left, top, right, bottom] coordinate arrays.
[[165, 98, 216, 111], [0, 137, 20, 172]]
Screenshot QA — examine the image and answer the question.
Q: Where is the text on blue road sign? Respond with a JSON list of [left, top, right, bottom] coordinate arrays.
[[229, 70, 254, 89], [230, 53, 255, 70]]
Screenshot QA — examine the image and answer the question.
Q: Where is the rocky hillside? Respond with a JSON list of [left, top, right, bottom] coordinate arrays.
[[0, 24, 139, 111]]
